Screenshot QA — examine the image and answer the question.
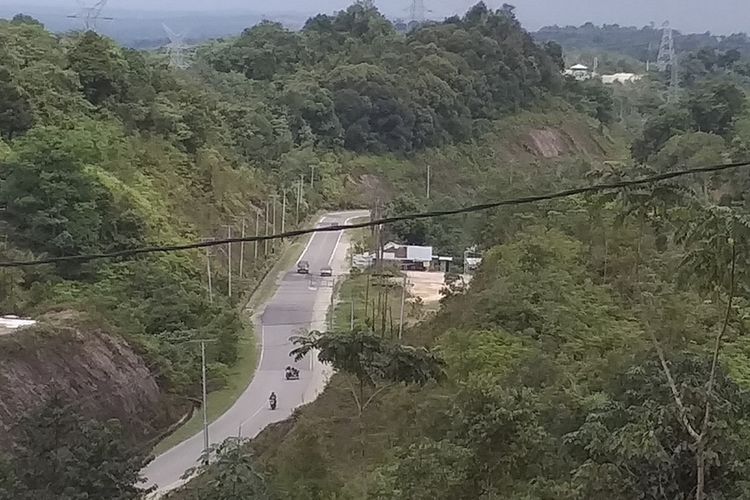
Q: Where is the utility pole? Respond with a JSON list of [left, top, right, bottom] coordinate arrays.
[[264, 199, 270, 255], [398, 274, 407, 340], [281, 189, 287, 234], [296, 175, 303, 226], [223, 225, 232, 298], [350, 289, 355, 330], [426, 164, 431, 200], [205, 246, 213, 304], [310, 165, 316, 189], [329, 276, 336, 331], [254, 209, 260, 261], [189, 339, 216, 465], [238, 218, 245, 279], [271, 194, 279, 252], [364, 273, 370, 319]]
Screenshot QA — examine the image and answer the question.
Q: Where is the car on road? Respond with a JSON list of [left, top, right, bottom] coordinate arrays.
[[297, 260, 310, 274], [320, 266, 333, 277]]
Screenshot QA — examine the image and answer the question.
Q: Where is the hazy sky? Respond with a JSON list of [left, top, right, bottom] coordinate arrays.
[[10, 0, 750, 34]]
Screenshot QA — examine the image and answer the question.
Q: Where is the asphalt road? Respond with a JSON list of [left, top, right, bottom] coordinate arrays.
[[142, 210, 367, 495]]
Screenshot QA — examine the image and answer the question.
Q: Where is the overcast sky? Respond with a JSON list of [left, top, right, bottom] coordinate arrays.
[[9, 0, 749, 34]]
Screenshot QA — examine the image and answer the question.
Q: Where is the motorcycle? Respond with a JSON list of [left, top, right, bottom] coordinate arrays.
[[285, 366, 300, 380], [269, 392, 277, 410]]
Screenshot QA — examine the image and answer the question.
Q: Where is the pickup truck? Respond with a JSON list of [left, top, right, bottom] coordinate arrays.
[[297, 260, 310, 274]]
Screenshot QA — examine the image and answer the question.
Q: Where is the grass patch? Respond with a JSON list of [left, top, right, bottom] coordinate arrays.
[[152, 223, 318, 455]]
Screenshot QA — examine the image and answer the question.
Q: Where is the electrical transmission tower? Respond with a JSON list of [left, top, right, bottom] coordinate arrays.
[[409, 0, 426, 23], [656, 21, 679, 101], [162, 24, 188, 69], [656, 21, 675, 72], [67, 0, 113, 31]]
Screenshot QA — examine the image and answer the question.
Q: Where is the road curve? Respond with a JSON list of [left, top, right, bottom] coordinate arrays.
[[142, 210, 368, 495]]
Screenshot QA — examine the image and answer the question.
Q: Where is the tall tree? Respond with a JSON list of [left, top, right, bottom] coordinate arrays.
[[0, 66, 33, 140], [0, 395, 152, 500], [67, 31, 129, 106]]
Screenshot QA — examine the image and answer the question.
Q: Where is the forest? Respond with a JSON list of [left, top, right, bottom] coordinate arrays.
[[3, 2, 750, 499]]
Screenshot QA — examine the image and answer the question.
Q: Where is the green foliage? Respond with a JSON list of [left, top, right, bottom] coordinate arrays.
[[370, 439, 472, 500], [0, 66, 33, 140], [178, 437, 271, 500], [564, 77, 615, 124], [631, 105, 694, 163], [10, 14, 43, 27], [67, 31, 130, 107], [0, 395, 151, 500], [566, 357, 750, 499], [0, 126, 146, 261], [204, 2, 564, 154], [291, 329, 445, 388], [686, 81, 746, 136]]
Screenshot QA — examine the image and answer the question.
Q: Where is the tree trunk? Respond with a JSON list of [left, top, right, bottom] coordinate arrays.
[[696, 439, 705, 500]]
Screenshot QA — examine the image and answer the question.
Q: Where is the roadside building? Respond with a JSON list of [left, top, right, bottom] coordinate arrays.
[[381, 242, 433, 270], [564, 63, 592, 81]]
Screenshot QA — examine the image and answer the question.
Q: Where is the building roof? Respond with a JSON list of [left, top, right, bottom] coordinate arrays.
[[406, 245, 432, 262], [381, 244, 433, 262]]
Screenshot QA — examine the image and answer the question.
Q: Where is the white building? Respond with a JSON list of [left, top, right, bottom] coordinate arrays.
[[601, 73, 643, 84], [564, 63, 593, 81]]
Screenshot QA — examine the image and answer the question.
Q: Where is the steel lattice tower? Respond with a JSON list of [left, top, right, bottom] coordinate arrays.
[[67, 0, 112, 31], [656, 21, 679, 101], [163, 24, 188, 69], [656, 21, 675, 72], [409, 0, 426, 23]]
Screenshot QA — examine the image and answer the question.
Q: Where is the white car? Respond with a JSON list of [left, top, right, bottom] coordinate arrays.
[[320, 266, 333, 277]]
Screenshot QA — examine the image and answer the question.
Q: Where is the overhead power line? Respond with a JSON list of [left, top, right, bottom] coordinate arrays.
[[2, 159, 750, 269]]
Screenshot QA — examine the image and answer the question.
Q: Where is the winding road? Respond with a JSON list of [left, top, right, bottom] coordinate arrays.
[[142, 210, 367, 496]]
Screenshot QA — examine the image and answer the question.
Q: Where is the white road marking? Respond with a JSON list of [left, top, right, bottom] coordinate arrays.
[[296, 216, 325, 265], [240, 405, 265, 428]]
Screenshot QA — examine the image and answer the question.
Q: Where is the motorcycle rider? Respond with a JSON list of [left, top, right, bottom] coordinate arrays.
[[269, 391, 277, 409]]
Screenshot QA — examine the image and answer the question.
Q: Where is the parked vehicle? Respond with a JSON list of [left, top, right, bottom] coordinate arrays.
[[297, 260, 310, 274]]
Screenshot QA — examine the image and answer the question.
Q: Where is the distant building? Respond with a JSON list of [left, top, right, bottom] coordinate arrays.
[[564, 63, 593, 81], [381, 242, 433, 270], [464, 246, 482, 272], [600, 72, 644, 84], [356, 242, 454, 271]]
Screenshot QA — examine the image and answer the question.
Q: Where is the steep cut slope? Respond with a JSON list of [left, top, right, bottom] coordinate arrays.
[[0, 313, 186, 448]]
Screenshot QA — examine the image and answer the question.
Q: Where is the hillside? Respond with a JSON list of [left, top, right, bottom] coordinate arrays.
[[167, 6, 750, 500], [11, 3, 741, 499], [0, 16, 327, 455]]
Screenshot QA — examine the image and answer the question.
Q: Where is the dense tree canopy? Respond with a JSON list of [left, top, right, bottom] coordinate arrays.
[[203, 2, 565, 154], [0, 396, 150, 500]]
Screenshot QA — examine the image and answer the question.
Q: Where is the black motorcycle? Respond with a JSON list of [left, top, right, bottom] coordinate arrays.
[[269, 392, 277, 410]]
